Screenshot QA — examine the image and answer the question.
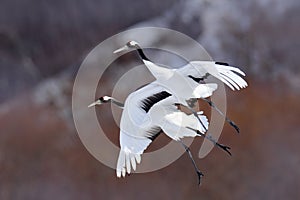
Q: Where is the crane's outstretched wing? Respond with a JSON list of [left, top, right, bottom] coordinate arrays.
[[118, 81, 214, 177], [124, 82, 172, 128], [178, 61, 248, 90], [147, 95, 209, 141], [118, 82, 172, 177], [117, 130, 156, 177]]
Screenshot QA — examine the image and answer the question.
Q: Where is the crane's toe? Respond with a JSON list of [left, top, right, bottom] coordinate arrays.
[[217, 143, 232, 156], [196, 171, 204, 186]]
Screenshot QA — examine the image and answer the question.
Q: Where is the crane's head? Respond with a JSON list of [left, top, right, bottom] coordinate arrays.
[[113, 40, 140, 54], [88, 96, 112, 107]]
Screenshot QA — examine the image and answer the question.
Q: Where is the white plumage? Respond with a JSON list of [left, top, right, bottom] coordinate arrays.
[[180, 61, 248, 90], [90, 82, 211, 177], [114, 41, 247, 94], [88, 40, 248, 184]]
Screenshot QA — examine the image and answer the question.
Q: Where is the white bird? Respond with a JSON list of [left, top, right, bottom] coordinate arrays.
[[89, 82, 231, 184], [114, 41, 248, 133]]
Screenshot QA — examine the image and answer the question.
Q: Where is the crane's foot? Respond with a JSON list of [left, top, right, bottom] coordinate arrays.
[[216, 143, 232, 156], [179, 140, 205, 186], [196, 170, 204, 186], [202, 98, 240, 134], [229, 120, 240, 133]]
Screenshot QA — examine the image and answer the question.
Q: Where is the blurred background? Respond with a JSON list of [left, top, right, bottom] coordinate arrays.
[[1, 0, 300, 199]]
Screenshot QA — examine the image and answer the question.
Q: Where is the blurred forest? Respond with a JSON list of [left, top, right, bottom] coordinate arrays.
[[0, 0, 300, 199]]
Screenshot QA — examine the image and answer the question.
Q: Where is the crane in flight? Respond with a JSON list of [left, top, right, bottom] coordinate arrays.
[[114, 41, 248, 133], [89, 82, 231, 185]]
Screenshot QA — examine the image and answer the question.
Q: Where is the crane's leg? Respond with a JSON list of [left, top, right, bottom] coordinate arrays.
[[185, 100, 209, 133], [200, 98, 240, 133], [179, 140, 204, 186], [186, 127, 232, 156], [184, 101, 232, 156]]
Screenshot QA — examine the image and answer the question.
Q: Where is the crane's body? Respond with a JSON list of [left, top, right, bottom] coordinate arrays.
[[89, 81, 231, 181], [114, 41, 248, 133], [116, 82, 210, 177], [143, 60, 218, 105]]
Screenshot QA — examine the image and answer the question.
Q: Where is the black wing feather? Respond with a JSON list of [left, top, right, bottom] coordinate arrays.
[[215, 61, 229, 66], [146, 126, 162, 141], [140, 91, 172, 113], [188, 73, 210, 83]]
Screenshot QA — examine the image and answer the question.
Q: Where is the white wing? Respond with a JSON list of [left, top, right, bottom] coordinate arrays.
[[117, 79, 216, 177], [121, 82, 172, 139], [124, 82, 170, 127], [179, 61, 248, 91], [148, 96, 209, 141], [141, 60, 220, 103], [117, 82, 171, 177], [162, 110, 209, 141], [116, 130, 153, 177]]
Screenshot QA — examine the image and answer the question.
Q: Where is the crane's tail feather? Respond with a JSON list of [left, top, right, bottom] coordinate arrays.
[[163, 110, 209, 140], [193, 83, 218, 98]]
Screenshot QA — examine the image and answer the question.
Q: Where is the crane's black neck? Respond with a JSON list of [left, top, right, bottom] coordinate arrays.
[[136, 48, 150, 61]]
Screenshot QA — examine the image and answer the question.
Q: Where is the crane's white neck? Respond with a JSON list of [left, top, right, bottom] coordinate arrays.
[[133, 45, 173, 80], [143, 60, 173, 80]]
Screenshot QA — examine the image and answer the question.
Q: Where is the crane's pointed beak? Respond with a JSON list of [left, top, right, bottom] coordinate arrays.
[[88, 100, 101, 108], [113, 45, 129, 54]]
